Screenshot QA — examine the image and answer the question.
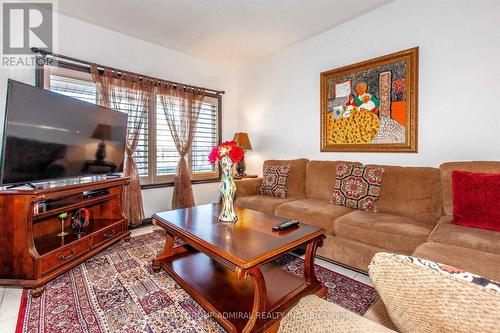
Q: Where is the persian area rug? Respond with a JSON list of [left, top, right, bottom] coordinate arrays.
[[16, 230, 378, 333]]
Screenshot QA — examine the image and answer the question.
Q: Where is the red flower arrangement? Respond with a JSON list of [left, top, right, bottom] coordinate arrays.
[[209, 141, 244, 164]]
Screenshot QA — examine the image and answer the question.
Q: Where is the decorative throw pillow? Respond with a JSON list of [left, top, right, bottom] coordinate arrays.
[[331, 163, 384, 213], [452, 170, 500, 232], [259, 164, 291, 198], [369, 252, 500, 333]]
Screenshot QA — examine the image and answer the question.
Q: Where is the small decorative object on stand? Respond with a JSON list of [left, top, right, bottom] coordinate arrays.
[[209, 141, 245, 222], [232, 132, 253, 177], [57, 212, 69, 237], [71, 208, 90, 238]]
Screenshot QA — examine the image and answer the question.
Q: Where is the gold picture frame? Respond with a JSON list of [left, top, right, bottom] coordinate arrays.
[[320, 47, 418, 152]]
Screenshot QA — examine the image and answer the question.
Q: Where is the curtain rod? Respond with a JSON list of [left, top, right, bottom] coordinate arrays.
[[31, 47, 225, 95]]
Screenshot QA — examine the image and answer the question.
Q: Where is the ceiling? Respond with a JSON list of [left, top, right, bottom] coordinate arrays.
[[58, 0, 391, 68]]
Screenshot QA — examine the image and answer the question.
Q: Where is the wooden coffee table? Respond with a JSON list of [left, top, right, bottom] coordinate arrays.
[[152, 203, 326, 333]]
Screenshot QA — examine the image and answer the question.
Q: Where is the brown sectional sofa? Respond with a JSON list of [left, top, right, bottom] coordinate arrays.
[[235, 159, 500, 281], [412, 161, 500, 281]]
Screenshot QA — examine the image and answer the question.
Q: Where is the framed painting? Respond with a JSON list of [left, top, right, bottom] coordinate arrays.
[[320, 47, 418, 152]]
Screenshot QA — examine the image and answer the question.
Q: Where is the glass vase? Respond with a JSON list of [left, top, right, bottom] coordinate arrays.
[[219, 155, 238, 222]]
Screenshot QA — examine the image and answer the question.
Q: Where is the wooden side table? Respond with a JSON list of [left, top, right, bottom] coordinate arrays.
[[234, 174, 259, 180]]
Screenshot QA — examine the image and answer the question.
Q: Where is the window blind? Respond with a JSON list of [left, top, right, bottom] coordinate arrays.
[[192, 96, 219, 174], [110, 87, 149, 177], [49, 75, 97, 104]]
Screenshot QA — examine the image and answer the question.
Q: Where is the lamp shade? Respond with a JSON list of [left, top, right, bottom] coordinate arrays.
[[233, 132, 252, 151], [91, 124, 112, 140]]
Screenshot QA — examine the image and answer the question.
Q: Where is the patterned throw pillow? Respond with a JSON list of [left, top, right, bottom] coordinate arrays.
[[259, 164, 291, 198], [332, 163, 384, 213], [369, 252, 500, 333]]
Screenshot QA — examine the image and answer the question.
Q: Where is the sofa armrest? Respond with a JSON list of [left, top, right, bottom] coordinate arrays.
[[235, 178, 263, 197], [278, 295, 395, 333]]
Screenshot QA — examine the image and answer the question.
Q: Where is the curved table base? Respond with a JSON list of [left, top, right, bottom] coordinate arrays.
[[153, 231, 326, 332]]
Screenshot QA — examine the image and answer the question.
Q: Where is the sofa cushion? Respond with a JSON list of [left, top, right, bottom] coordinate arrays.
[[263, 159, 308, 196], [451, 170, 500, 231], [274, 198, 353, 234], [305, 160, 362, 200], [235, 178, 263, 197], [366, 164, 442, 226], [369, 252, 500, 333], [334, 210, 432, 254], [440, 161, 500, 215], [332, 163, 384, 213], [235, 194, 303, 215], [317, 234, 385, 272], [429, 216, 500, 254], [259, 164, 291, 198], [412, 242, 500, 281]]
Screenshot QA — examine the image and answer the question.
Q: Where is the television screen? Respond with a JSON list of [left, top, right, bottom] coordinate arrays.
[[1, 79, 128, 185]]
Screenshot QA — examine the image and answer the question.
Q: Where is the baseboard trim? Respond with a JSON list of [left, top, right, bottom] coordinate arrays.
[[129, 218, 153, 230], [316, 255, 368, 275]]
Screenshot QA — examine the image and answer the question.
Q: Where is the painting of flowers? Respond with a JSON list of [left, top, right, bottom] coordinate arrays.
[[320, 47, 418, 152]]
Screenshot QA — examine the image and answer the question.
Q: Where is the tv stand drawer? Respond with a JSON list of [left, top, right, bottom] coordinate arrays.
[[93, 223, 123, 247], [40, 239, 91, 275]]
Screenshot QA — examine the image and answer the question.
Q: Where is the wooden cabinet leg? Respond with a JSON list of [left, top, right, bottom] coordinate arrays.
[[30, 285, 45, 297], [123, 231, 131, 242]]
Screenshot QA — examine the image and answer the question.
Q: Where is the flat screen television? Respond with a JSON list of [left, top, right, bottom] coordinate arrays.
[[0, 79, 128, 185]]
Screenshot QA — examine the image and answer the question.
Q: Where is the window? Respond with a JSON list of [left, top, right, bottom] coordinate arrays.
[[192, 97, 219, 175], [155, 95, 219, 179], [155, 98, 179, 177], [42, 66, 221, 186]]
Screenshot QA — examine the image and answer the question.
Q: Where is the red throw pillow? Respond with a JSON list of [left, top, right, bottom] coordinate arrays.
[[452, 170, 500, 231]]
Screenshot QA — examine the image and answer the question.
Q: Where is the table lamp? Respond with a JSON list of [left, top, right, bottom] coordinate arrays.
[[233, 132, 252, 176], [92, 124, 112, 163]]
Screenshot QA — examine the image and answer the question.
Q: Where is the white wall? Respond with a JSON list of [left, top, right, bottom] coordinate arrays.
[[141, 182, 223, 217], [0, 14, 238, 216], [237, 0, 500, 176]]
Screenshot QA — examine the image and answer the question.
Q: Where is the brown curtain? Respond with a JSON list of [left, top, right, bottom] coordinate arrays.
[[157, 83, 205, 209], [90, 65, 153, 226]]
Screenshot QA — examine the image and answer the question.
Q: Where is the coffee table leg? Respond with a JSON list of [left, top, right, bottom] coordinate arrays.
[[237, 266, 267, 333], [152, 232, 174, 272], [304, 236, 324, 284], [152, 231, 188, 272]]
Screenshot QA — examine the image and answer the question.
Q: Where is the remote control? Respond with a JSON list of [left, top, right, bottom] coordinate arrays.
[[272, 220, 300, 231]]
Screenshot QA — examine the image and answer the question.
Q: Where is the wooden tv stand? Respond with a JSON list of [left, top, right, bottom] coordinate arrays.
[[0, 176, 130, 296]]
